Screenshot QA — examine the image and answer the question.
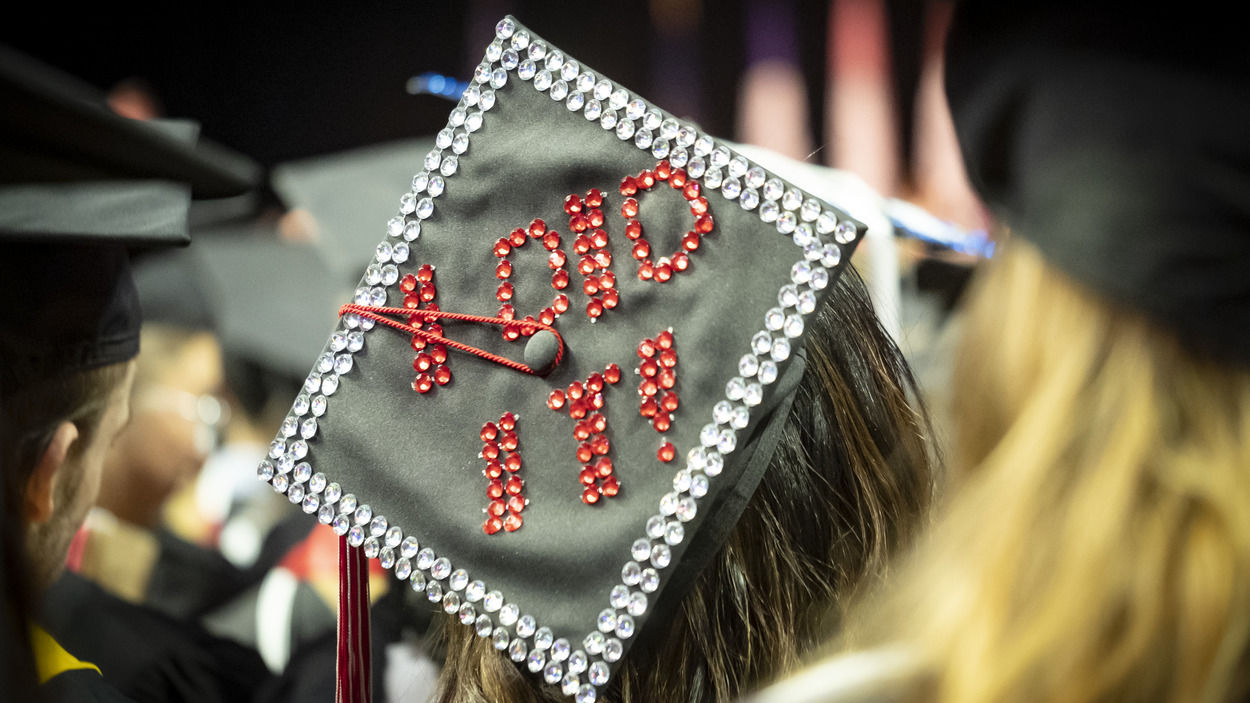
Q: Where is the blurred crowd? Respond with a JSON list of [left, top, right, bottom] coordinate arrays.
[[4, 1, 1248, 703]]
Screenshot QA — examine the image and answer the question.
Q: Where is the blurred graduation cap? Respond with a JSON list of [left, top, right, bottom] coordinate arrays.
[[270, 138, 434, 278], [0, 44, 261, 392], [253, 17, 866, 702]]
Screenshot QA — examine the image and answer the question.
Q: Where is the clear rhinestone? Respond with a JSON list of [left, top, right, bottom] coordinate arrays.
[[458, 602, 475, 624], [492, 627, 510, 651], [676, 495, 698, 522], [430, 557, 451, 580], [835, 220, 858, 244], [566, 91, 585, 111], [625, 99, 645, 120], [551, 638, 571, 662], [745, 166, 767, 188], [440, 154, 460, 175], [687, 156, 706, 178], [403, 220, 421, 241], [621, 561, 642, 586], [777, 211, 798, 234], [309, 472, 327, 493], [705, 451, 725, 476], [499, 603, 519, 626], [763, 178, 784, 201], [782, 189, 803, 210], [475, 614, 493, 638], [693, 134, 714, 155], [443, 591, 460, 614], [495, 17, 515, 38], [515, 614, 536, 638], [450, 107, 467, 126], [568, 650, 588, 674], [728, 155, 749, 177], [608, 88, 628, 110], [562, 674, 580, 696], [527, 648, 545, 673], [399, 191, 417, 215], [409, 571, 426, 592], [816, 210, 837, 234], [704, 168, 723, 189], [751, 331, 771, 356], [597, 609, 617, 634], [378, 547, 395, 569], [427, 176, 445, 197], [731, 405, 750, 430], [611, 584, 631, 609], [544, 661, 564, 684], [275, 453, 294, 474], [640, 568, 660, 593], [651, 137, 670, 158], [660, 492, 678, 516], [743, 383, 764, 407], [820, 243, 842, 268], [334, 352, 355, 375], [794, 223, 817, 247], [644, 110, 662, 130], [395, 558, 412, 580], [600, 109, 618, 130], [589, 660, 611, 686], [508, 639, 527, 663], [534, 626, 553, 650], [615, 119, 635, 141], [415, 548, 435, 570], [670, 147, 688, 167], [517, 59, 536, 80], [674, 468, 694, 492], [292, 462, 312, 483], [645, 516, 665, 540], [721, 177, 741, 200], [323, 483, 341, 504], [399, 536, 419, 559], [331, 514, 349, 535], [738, 354, 760, 378], [528, 40, 546, 60], [386, 216, 405, 237], [290, 440, 308, 460], [483, 590, 503, 612], [490, 67, 507, 89], [809, 266, 830, 290], [739, 188, 760, 210], [533, 70, 552, 91], [362, 537, 379, 558], [631, 538, 651, 562], [415, 197, 434, 219], [426, 580, 442, 602], [352, 504, 371, 525], [779, 284, 800, 308], [690, 474, 709, 498], [280, 416, 297, 437], [650, 544, 672, 569], [798, 289, 817, 314], [449, 569, 469, 591], [465, 581, 485, 602], [316, 502, 334, 523], [725, 376, 746, 401], [615, 614, 636, 639], [584, 631, 605, 655], [544, 49, 565, 71], [292, 393, 311, 415], [583, 99, 602, 120], [365, 515, 385, 537], [287, 483, 305, 504], [710, 146, 730, 168], [391, 241, 410, 263], [634, 128, 652, 149], [663, 522, 684, 546], [604, 638, 624, 662], [550, 79, 568, 100], [577, 684, 597, 703], [501, 48, 519, 70], [346, 525, 365, 547], [593, 79, 612, 100], [771, 337, 792, 362]]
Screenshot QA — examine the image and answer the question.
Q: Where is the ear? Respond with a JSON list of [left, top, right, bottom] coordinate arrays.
[[25, 422, 79, 524]]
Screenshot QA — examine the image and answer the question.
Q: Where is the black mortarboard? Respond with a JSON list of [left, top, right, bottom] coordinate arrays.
[[254, 17, 866, 701], [943, 2, 1250, 364], [270, 139, 434, 279], [0, 44, 261, 392]]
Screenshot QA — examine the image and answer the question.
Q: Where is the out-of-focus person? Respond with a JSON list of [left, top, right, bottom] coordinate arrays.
[[748, 3, 1250, 703]]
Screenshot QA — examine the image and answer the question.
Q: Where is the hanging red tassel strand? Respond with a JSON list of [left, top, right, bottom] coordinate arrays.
[[336, 534, 372, 703]]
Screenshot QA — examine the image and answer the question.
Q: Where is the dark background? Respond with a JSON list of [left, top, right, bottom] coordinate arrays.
[[0, 1, 933, 175]]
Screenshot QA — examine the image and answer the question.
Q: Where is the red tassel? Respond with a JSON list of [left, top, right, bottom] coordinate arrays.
[[336, 535, 372, 703]]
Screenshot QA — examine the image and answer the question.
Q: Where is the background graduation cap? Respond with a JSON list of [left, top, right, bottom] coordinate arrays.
[[254, 17, 866, 702], [0, 43, 260, 393], [270, 138, 435, 279]]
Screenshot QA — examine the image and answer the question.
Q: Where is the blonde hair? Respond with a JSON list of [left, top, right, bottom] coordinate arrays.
[[840, 241, 1250, 702]]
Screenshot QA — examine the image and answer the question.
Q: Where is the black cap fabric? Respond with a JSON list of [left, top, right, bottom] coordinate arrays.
[[255, 16, 866, 700], [943, 2, 1250, 364], [0, 44, 261, 392], [270, 139, 435, 278]]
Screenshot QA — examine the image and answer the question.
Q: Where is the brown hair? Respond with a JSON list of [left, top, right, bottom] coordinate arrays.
[[433, 265, 938, 703], [825, 242, 1250, 703]]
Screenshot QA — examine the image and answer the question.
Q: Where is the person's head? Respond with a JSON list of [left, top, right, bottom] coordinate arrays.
[[2, 360, 137, 593], [97, 324, 227, 529], [435, 263, 936, 703], [769, 4, 1250, 702]]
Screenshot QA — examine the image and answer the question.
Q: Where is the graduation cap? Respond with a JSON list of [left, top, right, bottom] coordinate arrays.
[[254, 17, 866, 701], [0, 44, 260, 392]]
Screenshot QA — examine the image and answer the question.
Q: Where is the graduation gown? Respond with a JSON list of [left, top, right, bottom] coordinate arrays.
[[40, 573, 272, 703]]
